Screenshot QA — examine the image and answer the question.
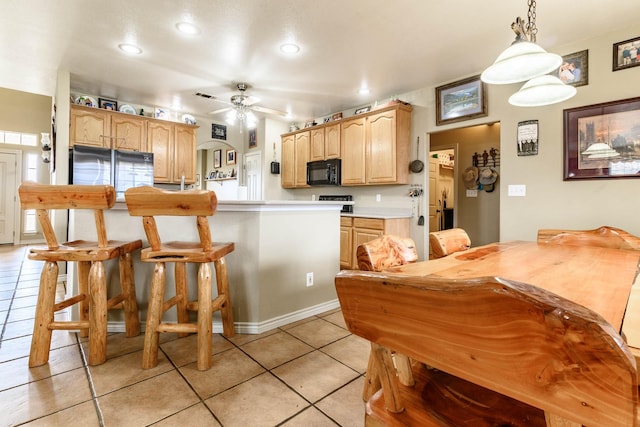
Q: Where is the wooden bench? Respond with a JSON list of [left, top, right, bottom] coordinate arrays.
[[335, 270, 638, 426]]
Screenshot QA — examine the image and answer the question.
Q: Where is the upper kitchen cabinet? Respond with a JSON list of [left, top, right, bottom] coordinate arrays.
[[71, 104, 146, 151], [281, 130, 310, 188], [147, 120, 197, 184], [70, 105, 109, 148], [341, 103, 412, 186], [110, 114, 147, 152], [309, 122, 340, 162]]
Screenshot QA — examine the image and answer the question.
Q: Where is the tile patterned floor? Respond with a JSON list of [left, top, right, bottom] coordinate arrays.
[[0, 245, 369, 426]]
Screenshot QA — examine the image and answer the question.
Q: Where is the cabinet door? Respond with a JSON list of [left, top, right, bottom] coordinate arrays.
[[174, 125, 197, 183], [111, 114, 147, 152], [281, 134, 295, 188], [340, 226, 353, 269], [70, 106, 109, 148], [340, 117, 366, 185], [367, 109, 397, 183], [325, 123, 341, 159], [309, 127, 325, 162], [147, 121, 173, 183], [294, 131, 310, 187]]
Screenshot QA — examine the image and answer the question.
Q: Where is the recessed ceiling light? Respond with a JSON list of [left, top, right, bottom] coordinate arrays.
[[176, 22, 200, 35], [118, 43, 142, 55], [280, 43, 300, 54], [358, 87, 371, 95]]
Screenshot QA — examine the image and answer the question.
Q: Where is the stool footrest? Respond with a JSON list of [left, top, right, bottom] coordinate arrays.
[[107, 294, 126, 309], [53, 294, 87, 312], [50, 320, 89, 330], [157, 323, 198, 334], [187, 295, 227, 312]]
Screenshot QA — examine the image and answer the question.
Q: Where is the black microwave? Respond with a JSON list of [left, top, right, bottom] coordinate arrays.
[[307, 159, 341, 186]]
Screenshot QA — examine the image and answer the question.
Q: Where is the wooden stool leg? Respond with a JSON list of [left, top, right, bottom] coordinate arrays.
[[214, 257, 235, 337], [29, 261, 58, 367], [118, 253, 140, 337], [363, 345, 381, 401], [197, 262, 213, 371], [394, 353, 414, 386], [142, 262, 166, 369], [88, 261, 107, 366], [77, 261, 90, 338], [174, 262, 189, 338]]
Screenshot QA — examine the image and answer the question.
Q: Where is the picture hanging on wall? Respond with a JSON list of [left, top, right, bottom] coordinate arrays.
[[556, 50, 588, 87], [212, 123, 227, 140], [213, 149, 222, 168], [613, 36, 640, 72], [517, 120, 539, 156], [436, 75, 487, 126], [248, 128, 257, 148]]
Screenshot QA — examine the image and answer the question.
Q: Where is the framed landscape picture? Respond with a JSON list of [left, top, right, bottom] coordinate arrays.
[[436, 75, 487, 126], [99, 97, 117, 111], [564, 96, 640, 180]]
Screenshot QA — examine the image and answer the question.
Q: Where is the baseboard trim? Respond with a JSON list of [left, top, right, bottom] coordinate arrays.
[[106, 299, 342, 334]]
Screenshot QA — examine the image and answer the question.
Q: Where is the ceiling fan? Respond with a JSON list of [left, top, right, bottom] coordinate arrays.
[[207, 82, 288, 127]]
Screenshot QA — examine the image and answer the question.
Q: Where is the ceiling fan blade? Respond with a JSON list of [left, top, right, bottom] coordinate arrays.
[[208, 107, 232, 115], [243, 95, 260, 106], [251, 105, 288, 117]]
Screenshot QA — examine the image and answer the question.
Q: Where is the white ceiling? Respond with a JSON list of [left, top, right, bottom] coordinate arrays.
[[1, 0, 639, 124]]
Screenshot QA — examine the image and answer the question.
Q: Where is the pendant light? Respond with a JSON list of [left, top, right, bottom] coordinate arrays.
[[481, 0, 575, 106]]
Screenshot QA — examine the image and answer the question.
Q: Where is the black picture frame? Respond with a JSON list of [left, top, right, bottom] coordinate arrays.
[[436, 75, 487, 126], [613, 36, 640, 72], [98, 97, 118, 111], [212, 123, 227, 141], [563, 96, 640, 180], [354, 106, 371, 115], [226, 149, 236, 165], [557, 50, 589, 87]]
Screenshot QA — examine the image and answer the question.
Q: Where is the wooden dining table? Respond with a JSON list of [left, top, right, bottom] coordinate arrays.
[[388, 240, 640, 332]]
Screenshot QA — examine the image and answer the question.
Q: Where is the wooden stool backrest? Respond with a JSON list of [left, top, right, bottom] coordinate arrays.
[[124, 186, 217, 251], [538, 226, 640, 251], [18, 181, 116, 250], [429, 227, 471, 259], [335, 271, 638, 426], [356, 235, 418, 271]]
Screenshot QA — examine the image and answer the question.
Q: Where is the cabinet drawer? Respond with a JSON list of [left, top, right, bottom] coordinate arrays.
[[340, 216, 353, 227], [353, 217, 384, 230]]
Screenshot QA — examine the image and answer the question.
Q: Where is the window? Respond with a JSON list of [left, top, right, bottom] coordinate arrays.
[[0, 130, 38, 146], [23, 153, 39, 234]]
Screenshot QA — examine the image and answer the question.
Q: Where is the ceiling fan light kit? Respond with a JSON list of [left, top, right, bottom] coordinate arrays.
[[481, 0, 575, 107], [208, 82, 287, 128]]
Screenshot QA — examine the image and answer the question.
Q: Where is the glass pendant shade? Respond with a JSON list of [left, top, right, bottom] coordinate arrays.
[[481, 41, 563, 84], [508, 75, 577, 107]]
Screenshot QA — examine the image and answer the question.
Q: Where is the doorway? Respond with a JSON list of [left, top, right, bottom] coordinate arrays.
[[244, 151, 262, 201], [0, 150, 19, 244], [429, 123, 501, 247], [428, 149, 455, 233]]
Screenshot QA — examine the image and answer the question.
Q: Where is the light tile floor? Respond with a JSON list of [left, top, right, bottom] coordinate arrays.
[[0, 245, 369, 426]]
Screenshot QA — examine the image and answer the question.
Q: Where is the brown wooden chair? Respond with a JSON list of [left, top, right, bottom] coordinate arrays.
[[356, 235, 418, 401], [537, 225, 640, 250], [429, 227, 471, 259], [124, 186, 235, 371], [18, 182, 141, 367], [335, 270, 638, 427]]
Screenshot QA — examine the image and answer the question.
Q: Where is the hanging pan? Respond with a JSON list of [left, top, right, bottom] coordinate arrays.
[[409, 136, 424, 173]]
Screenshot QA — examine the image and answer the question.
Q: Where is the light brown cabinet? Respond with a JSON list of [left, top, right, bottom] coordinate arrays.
[[147, 121, 197, 184], [340, 215, 410, 270], [70, 104, 147, 151], [310, 123, 341, 161], [341, 103, 412, 186], [281, 130, 310, 188]]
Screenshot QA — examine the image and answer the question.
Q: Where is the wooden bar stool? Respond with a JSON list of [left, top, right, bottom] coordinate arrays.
[[124, 186, 235, 371], [429, 227, 471, 259], [18, 182, 141, 367]]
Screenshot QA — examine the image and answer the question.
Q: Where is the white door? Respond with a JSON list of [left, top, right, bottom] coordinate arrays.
[[244, 151, 262, 201], [0, 151, 17, 244]]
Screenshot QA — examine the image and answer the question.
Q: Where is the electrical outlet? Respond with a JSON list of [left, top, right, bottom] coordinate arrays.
[[376, 194, 381, 202], [306, 272, 314, 287]]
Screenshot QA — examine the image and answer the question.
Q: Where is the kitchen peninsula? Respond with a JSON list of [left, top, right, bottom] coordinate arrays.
[[67, 199, 347, 333]]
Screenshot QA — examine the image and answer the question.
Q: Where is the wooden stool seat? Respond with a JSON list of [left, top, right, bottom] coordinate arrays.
[[428, 228, 471, 259], [18, 182, 141, 367], [125, 186, 235, 371]]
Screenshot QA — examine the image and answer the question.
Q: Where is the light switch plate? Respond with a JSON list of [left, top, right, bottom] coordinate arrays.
[[508, 185, 526, 197], [466, 189, 478, 197]]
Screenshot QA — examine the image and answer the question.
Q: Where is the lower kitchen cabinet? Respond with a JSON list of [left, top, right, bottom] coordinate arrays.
[[340, 216, 410, 270]]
